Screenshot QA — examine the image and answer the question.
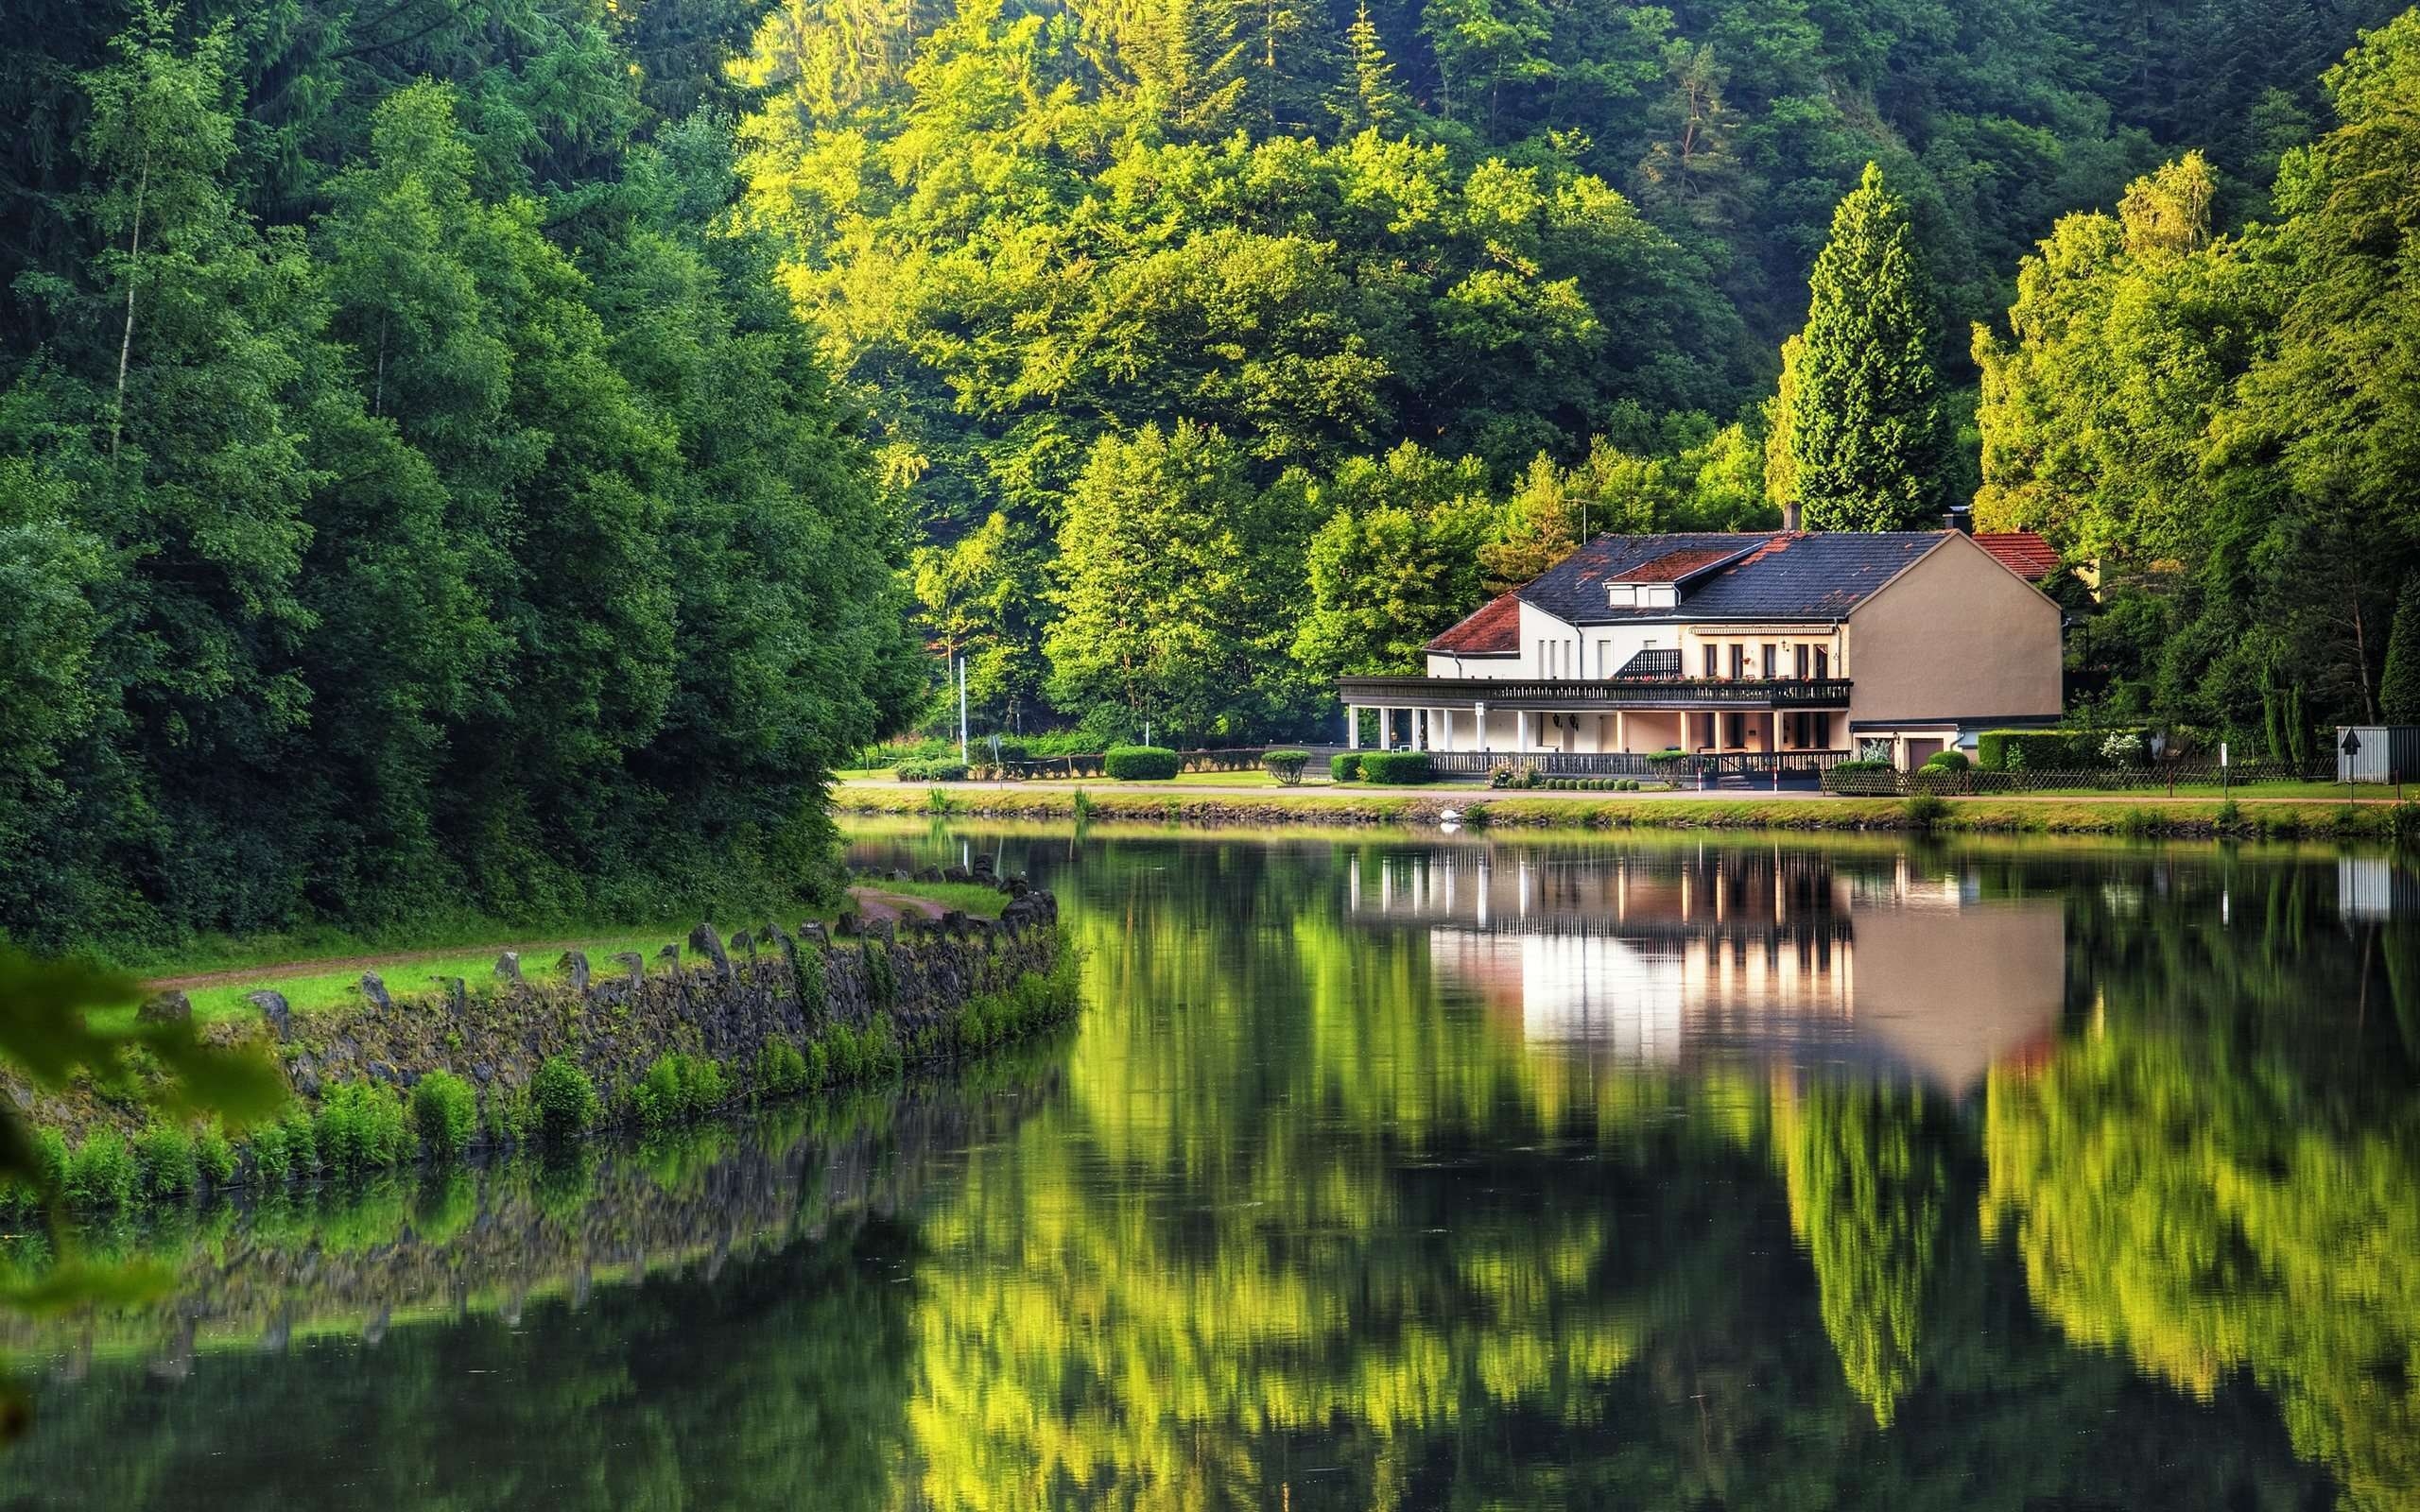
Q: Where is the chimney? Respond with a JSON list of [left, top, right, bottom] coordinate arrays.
[[1944, 505, 1973, 534], [1782, 500, 1802, 532]]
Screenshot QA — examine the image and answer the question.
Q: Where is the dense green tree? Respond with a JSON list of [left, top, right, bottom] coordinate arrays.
[[1788, 163, 1951, 532], [2381, 580, 2420, 727], [1291, 443, 1495, 677], [1045, 421, 1312, 742]]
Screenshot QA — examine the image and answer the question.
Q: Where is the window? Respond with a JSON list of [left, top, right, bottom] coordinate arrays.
[[1703, 644, 1718, 678], [1728, 644, 1744, 679], [1795, 644, 1809, 679], [1597, 640, 1612, 678], [1762, 644, 1777, 678], [1814, 646, 1829, 679]]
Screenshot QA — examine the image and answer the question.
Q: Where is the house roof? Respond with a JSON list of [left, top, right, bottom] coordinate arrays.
[[1617, 546, 1749, 583], [1425, 592, 1522, 654], [1973, 531, 2060, 580], [1515, 531, 1949, 625]]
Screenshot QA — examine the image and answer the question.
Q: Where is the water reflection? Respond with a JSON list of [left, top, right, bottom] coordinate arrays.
[[8, 829, 2419, 1511], [1352, 846, 2063, 1087]]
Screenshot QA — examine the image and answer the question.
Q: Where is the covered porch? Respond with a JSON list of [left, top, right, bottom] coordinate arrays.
[[1337, 676, 1854, 762]]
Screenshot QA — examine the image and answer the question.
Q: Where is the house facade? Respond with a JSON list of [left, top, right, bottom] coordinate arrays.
[[1338, 529, 2063, 771]]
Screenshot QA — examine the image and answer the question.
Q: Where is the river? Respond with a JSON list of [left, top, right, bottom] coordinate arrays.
[[5, 823, 2415, 1510]]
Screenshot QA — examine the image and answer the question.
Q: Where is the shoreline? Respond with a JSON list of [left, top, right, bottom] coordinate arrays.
[[837, 779, 2417, 839]]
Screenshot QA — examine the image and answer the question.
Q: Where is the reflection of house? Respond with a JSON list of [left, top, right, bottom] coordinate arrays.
[[1337, 529, 2063, 770], [1351, 847, 2065, 1090]]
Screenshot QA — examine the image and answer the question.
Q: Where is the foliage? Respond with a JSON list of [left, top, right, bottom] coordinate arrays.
[[1330, 753, 1364, 782], [530, 1057, 601, 1141], [0, 6, 918, 953], [1977, 729, 2135, 771], [1977, 15, 2420, 739], [412, 1072, 478, 1160], [316, 1082, 413, 1177], [754, 1040, 812, 1098], [63, 1131, 136, 1210], [1357, 751, 1433, 784], [632, 1053, 731, 1129], [1103, 747, 1183, 782], [894, 761, 971, 782], [132, 1124, 197, 1199], [1261, 750, 1311, 784], [1787, 163, 1949, 532], [2383, 580, 2420, 726], [1921, 750, 1971, 772]]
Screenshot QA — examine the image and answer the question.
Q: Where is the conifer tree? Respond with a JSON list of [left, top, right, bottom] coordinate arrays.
[[1787, 163, 1949, 532], [1329, 2, 1404, 134], [2381, 579, 2420, 726]]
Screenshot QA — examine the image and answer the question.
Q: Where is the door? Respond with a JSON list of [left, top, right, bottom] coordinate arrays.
[[1904, 738, 1945, 768]]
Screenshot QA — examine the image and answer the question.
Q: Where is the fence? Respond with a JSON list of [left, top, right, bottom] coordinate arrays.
[[1426, 750, 1857, 782], [980, 747, 1270, 780], [1823, 761, 2329, 797]]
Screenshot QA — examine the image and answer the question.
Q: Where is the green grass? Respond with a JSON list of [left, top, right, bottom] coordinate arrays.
[[119, 879, 1002, 1028]]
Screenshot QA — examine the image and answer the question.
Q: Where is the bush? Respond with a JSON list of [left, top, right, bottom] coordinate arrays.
[[1978, 729, 2146, 771], [135, 1123, 198, 1198], [196, 1122, 235, 1186], [1358, 751, 1433, 784], [414, 1072, 479, 1160], [1922, 749, 1971, 772], [1330, 752, 1363, 782], [1263, 749, 1311, 785], [531, 1057, 601, 1140], [1104, 745, 1181, 781], [895, 760, 970, 782], [632, 1053, 730, 1129], [1903, 793, 1950, 830], [65, 1130, 136, 1208], [755, 1040, 810, 1098], [318, 1082, 414, 1176], [1828, 759, 1893, 774]]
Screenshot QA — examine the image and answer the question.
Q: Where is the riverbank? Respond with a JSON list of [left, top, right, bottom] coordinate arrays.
[[12, 871, 1074, 1203], [838, 778, 2419, 839]]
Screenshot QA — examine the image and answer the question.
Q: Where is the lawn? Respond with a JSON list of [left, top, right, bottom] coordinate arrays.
[[120, 879, 1004, 1027]]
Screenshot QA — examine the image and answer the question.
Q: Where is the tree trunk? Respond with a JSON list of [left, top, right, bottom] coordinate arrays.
[[110, 149, 149, 461]]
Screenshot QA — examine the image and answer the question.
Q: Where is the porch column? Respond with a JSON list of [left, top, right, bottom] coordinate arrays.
[[1475, 701, 1488, 753], [1347, 706, 1360, 749], [1615, 710, 1627, 753], [1443, 708, 1455, 750]]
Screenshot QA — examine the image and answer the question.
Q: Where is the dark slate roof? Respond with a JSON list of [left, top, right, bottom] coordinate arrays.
[[1516, 531, 1950, 625], [1426, 593, 1522, 654]]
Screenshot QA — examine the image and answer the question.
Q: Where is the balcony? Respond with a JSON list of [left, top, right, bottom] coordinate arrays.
[[1336, 674, 1853, 712]]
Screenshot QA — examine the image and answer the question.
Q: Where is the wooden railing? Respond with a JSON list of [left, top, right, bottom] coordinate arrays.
[[1336, 675, 1853, 710]]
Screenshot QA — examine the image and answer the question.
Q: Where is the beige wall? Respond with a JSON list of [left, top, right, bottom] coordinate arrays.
[[1845, 535, 2062, 732]]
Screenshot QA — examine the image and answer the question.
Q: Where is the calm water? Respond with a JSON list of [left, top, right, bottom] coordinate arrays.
[[7, 825, 2419, 1510]]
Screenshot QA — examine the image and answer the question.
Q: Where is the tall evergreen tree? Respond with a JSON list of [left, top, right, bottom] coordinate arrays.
[[2381, 579, 2420, 728], [1787, 163, 1950, 533], [1328, 2, 1405, 134]]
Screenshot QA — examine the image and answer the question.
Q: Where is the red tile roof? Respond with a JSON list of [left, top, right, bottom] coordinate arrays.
[[1618, 546, 1742, 583], [1425, 593, 1522, 655], [1974, 531, 2060, 581]]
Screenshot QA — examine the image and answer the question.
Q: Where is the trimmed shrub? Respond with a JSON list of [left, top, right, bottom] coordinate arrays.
[[134, 1123, 198, 1198], [531, 1057, 601, 1140], [895, 760, 970, 782], [318, 1082, 413, 1176], [1358, 751, 1433, 784], [1330, 753, 1363, 782], [1263, 749, 1311, 785], [65, 1131, 136, 1208], [1922, 749, 1971, 772], [1827, 759, 1893, 774], [1104, 745, 1181, 781], [632, 1053, 730, 1129], [414, 1072, 479, 1160]]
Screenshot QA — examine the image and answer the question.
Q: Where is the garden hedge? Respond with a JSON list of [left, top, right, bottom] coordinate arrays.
[[1330, 753, 1363, 782], [1358, 751, 1433, 784], [1977, 729, 2148, 771], [1104, 745, 1182, 781], [1263, 749, 1311, 785]]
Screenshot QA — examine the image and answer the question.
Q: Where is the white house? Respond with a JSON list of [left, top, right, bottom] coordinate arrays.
[[1340, 528, 2064, 771]]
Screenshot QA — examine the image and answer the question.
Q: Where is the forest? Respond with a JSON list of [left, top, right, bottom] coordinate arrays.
[[4, 0, 2418, 944]]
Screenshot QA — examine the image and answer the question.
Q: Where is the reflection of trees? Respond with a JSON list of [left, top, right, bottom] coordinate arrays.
[[895, 835, 2332, 1508], [1775, 1079, 1967, 1428], [1984, 1029, 2420, 1512]]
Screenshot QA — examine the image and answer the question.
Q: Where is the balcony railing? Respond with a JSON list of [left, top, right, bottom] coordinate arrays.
[[1336, 674, 1853, 711]]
